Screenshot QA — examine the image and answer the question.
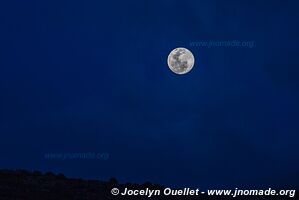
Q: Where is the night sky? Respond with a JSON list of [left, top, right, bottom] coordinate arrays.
[[0, 0, 299, 189]]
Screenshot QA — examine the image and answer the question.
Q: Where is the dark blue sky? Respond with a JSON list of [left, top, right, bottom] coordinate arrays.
[[0, 0, 299, 189]]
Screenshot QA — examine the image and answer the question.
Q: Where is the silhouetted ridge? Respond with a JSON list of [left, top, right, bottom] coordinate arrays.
[[0, 170, 297, 200]]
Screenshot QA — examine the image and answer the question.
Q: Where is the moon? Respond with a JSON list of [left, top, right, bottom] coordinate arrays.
[[167, 47, 195, 75]]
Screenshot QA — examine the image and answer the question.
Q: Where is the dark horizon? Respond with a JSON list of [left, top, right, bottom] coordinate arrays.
[[0, 0, 299, 190]]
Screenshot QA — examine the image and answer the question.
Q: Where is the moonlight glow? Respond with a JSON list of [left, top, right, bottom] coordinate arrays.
[[167, 47, 195, 75]]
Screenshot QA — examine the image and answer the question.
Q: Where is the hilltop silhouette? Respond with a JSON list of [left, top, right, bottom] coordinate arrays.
[[0, 169, 297, 200]]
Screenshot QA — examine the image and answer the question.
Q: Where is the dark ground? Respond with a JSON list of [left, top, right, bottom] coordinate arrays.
[[0, 169, 297, 200]]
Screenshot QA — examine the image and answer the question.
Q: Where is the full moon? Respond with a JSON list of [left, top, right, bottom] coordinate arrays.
[[167, 47, 195, 75]]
